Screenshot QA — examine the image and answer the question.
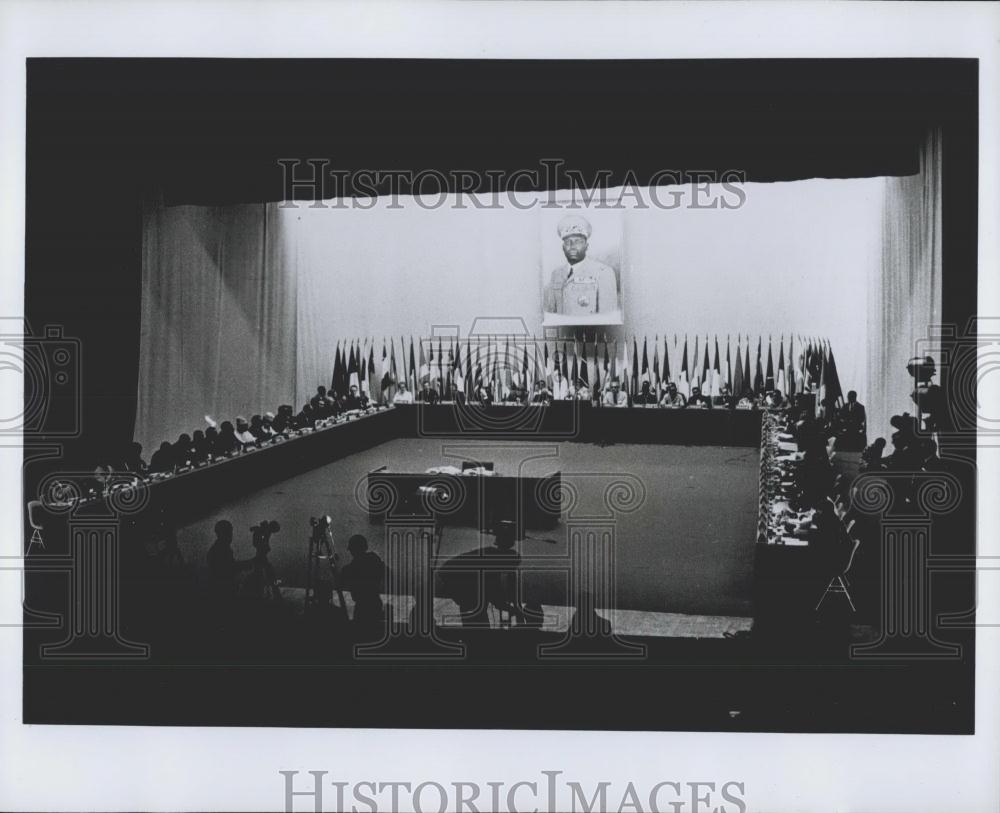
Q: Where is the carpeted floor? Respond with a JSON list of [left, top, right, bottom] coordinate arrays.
[[175, 439, 759, 617]]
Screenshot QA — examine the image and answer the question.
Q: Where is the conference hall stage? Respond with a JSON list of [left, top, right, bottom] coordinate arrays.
[[21, 58, 978, 736]]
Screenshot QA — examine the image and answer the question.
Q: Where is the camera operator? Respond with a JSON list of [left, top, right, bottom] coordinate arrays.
[[338, 534, 388, 625], [206, 519, 256, 597]]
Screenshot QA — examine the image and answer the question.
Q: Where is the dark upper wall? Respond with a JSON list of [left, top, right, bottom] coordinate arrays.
[[28, 58, 971, 204]]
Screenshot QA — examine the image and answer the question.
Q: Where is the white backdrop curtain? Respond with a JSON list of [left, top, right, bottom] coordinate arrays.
[[866, 129, 943, 441], [138, 176, 886, 452], [136, 200, 299, 452]]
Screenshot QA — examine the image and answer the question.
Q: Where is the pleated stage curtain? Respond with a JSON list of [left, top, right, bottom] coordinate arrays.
[[136, 200, 299, 453], [866, 129, 942, 443]]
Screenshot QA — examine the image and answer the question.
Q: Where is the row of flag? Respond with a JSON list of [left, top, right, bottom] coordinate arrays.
[[329, 334, 844, 410]]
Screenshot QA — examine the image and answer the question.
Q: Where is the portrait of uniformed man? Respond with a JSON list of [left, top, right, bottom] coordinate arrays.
[[544, 214, 619, 317]]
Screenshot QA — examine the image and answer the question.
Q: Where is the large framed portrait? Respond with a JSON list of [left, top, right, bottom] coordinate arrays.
[[540, 203, 624, 326]]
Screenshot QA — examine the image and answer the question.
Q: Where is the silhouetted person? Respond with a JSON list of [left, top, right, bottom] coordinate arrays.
[[271, 405, 295, 435], [712, 383, 735, 409], [686, 385, 711, 408], [311, 385, 336, 417], [121, 442, 148, 475], [837, 390, 868, 451], [172, 433, 196, 468], [294, 402, 317, 429], [189, 430, 209, 463], [203, 426, 220, 457], [885, 413, 920, 471], [214, 422, 241, 455], [860, 437, 887, 472], [248, 415, 266, 441], [634, 380, 657, 405], [474, 378, 494, 405], [207, 519, 240, 595], [660, 382, 686, 408], [503, 385, 527, 404], [344, 384, 369, 411], [339, 534, 387, 625], [149, 441, 175, 474], [530, 380, 551, 404], [416, 379, 439, 404]]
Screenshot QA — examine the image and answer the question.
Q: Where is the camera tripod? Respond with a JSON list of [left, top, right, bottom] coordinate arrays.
[[304, 521, 346, 613]]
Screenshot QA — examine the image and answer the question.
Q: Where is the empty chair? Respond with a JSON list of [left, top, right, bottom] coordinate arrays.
[[815, 529, 861, 612], [26, 500, 45, 551]]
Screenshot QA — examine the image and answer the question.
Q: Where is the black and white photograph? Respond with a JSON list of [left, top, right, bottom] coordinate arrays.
[[542, 205, 624, 326], [1, 2, 998, 812]]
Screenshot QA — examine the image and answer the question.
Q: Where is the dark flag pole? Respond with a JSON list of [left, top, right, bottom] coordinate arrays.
[[743, 337, 751, 395], [725, 334, 732, 393], [733, 341, 744, 397], [331, 342, 341, 393], [631, 336, 640, 398], [754, 337, 764, 395], [765, 336, 775, 391]]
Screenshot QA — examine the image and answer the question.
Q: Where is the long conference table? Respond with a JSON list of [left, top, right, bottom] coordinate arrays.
[[47, 402, 762, 527]]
